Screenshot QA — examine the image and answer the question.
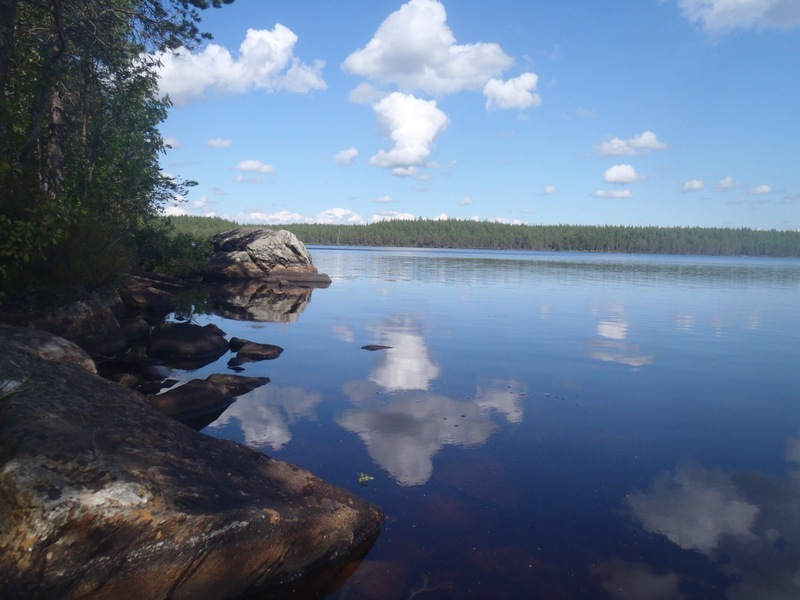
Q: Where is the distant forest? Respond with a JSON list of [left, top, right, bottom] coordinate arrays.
[[168, 216, 800, 257]]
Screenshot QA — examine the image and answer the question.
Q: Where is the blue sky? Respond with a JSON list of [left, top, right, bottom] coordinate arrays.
[[157, 0, 800, 230]]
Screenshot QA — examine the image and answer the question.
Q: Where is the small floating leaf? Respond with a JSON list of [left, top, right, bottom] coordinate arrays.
[[358, 472, 375, 486]]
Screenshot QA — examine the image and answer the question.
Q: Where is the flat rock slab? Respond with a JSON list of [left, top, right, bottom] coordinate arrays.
[[229, 337, 284, 361], [206, 374, 270, 396], [147, 322, 230, 368], [147, 375, 271, 430], [0, 326, 384, 599], [146, 379, 235, 427]]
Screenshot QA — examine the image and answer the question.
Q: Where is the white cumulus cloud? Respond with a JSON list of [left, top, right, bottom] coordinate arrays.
[[598, 131, 667, 157], [155, 25, 326, 105], [484, 72, 542, 111], [715, 175, 742, 191], [251, 211, 299, 223], [750, 184, 773, 195], [369, 92, 449, 175], [235, 159, 275, 174], [343, 0, 521, 97], [371, 211, 417, 222], [334, 147, 359, 166], [678, 0, 800, 32], [316, 208, 365, 224], [206, 138, 233, 148], [604, 164, 642, 185], [681, 179, 705, 192], [348, 82, 387, 105], [544, 185, 558, 195], [163, 205, 189, 216], [594, 190, 634, 199]]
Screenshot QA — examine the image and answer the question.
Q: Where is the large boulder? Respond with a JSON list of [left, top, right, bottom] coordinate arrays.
[[14, 296, 129, 360], [206, 228, 331, 287], [118, 274, 185, 316], [0, 323, 97, 374], [0, 325, 384, 599]]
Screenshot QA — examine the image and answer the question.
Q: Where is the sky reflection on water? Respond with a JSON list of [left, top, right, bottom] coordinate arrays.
[[195, 248, 800, 599]]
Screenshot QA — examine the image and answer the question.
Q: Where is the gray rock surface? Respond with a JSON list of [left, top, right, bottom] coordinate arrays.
[[0, 325, 384, 599], [0, 323, 97, 373], [229, 337, 284, 361], [15, 297, 129, 359], [206, 228, 331, 287]]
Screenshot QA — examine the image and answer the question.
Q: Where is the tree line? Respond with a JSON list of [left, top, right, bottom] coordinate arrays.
[[0, 0, 234, 306], [168, 216, 800, 258]]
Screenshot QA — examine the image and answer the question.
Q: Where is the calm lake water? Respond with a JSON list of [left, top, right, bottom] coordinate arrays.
[[185, 248, 799, 599]]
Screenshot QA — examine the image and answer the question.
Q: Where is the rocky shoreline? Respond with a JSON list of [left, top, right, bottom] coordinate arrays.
[[0, 229, 384, 599]]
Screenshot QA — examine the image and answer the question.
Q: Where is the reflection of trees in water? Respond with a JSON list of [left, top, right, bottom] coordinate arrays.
[[626, 430, 800, 598], [209, 283, 313, 323], [324, 251, 800, 290]]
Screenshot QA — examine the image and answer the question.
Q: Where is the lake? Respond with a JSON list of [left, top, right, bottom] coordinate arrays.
[[183, 248, 800, 599]]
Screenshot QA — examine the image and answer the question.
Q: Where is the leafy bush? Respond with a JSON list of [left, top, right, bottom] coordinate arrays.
[[135, 221, 212, 278]]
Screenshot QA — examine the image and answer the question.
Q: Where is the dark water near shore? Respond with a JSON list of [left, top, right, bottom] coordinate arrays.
[[183, 248, 799, 599]]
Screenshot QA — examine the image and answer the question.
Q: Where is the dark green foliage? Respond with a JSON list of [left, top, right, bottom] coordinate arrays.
[[152, 216, 800, 257], [167, 215, 241, 238], [0, 0, 235, 307], [262, 220, 800, 258], [135, 219, 213, 278]]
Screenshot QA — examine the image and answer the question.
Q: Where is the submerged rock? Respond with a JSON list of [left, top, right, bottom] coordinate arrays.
[[229, 336, 284, 361], [0, 325, 384, 599], [146, 378, 235, 429], [147, 375, 271, 430]]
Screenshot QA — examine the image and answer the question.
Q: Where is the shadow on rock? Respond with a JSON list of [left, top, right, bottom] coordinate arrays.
[[0, 325, 384, 600], [147, 375, 271, 431]]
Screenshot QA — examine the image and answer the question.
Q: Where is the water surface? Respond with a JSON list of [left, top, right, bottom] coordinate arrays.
[[189, 248, 799, 599]]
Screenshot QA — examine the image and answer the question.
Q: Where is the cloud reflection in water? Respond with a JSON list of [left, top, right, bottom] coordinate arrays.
[[207, 385, 322, 450], [366, 317, 439, 391], [337, 383, 498, 486], [626, 429, 800, 598], [340, 315, 527, 485]]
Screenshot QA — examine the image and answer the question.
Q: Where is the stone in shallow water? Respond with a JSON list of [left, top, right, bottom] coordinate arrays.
[[147, 322, 230, 368]]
